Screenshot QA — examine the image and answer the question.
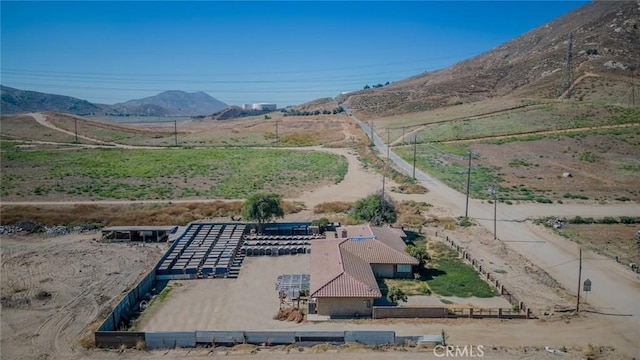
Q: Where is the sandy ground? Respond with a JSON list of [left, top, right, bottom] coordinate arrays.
[[0, 232, 164, 360], [139, 255, 311, 331]]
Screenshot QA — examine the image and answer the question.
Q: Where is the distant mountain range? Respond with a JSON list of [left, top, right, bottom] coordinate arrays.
[[0, 86, 228, 117]]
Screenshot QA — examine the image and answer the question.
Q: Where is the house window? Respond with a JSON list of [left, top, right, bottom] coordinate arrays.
[[365, 299, 371, 308], [397, 264, 412, 273]]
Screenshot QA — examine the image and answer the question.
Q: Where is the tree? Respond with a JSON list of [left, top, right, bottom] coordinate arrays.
[[387, 287, 407, 304], [242, 193, 284, 233], [406, 244, 429, 268], [311, 217, 330, 232], [350, 192, 396, 226]]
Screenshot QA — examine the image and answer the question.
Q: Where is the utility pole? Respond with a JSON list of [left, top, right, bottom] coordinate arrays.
[[174, 120, 178, 146], [370, 121, 374, 143], [558, 33, 574, 98], [275, 120, 279, 142], [631, 63, 636, 106], [386, 128, 390, 159], [412, 135, 417, 179], [465, 151, 472, 218], [576, 248, 582, 312], [74, 118, 78, 143], [490, 186, 497, 239]]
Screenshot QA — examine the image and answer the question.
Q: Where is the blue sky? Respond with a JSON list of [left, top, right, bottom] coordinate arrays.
[[1, 1, 589, 107]]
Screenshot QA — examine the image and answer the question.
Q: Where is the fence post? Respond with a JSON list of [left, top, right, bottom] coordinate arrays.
[[469, 308, 473, 318]]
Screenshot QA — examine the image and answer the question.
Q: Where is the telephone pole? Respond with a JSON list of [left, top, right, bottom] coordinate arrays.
[[490, 186, 497, 239], [631, 63, 636, 106], [386, 128, 390, 159], [412, 135, 417, 179], [174, 120, 178, 146], [74, 118, 78, 143], [370, 121, 374, 143], [465, 151, 472, 218], [576, 248, 582, 312], [558, 33, 574, 98]]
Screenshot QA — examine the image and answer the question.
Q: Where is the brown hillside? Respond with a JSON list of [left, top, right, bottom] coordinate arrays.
[[338, 1, 640, 119]]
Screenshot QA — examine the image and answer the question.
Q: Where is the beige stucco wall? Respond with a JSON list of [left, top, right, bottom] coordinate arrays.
[[316, 297, 373, 317]]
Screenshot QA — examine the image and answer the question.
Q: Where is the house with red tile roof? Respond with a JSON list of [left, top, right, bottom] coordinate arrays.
[[309, 225, 419, 317]]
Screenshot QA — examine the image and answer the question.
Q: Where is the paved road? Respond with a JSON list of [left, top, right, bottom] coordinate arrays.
[[348, 110, 640, 355]]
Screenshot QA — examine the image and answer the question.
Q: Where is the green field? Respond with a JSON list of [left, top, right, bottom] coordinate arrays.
[[0, 147, 348, 200], [426, 242, 498, 298], [395, 143, 503, 200], [390, 103, 640, 144]]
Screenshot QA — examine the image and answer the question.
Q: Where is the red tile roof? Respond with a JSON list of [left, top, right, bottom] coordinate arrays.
[[310, 225, 418, 298]]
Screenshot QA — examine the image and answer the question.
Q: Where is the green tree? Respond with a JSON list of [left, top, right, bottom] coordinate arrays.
[[311, 217, 330, 232], [387, 286, 408, 304], [406, 244, 429, 267], [350, 193, 396, 225], [242, 193, 284, 233]]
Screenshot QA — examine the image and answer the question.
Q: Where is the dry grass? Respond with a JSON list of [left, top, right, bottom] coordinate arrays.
[[76, 321, 101, 349], [313, 201, 353, 214], [282, 201, 306, 214], [0, 202, 243, 227], [135, 339, 146, 350], [273, 306, 305, 323]]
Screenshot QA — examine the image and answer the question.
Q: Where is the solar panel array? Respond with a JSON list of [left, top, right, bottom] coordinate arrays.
[[156, 223, 246, 277], [275, 274, 310, 292]]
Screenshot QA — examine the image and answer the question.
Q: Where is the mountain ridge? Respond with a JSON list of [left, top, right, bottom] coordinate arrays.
[[337, 0, 639, 119], [0, 87, 228, 117]]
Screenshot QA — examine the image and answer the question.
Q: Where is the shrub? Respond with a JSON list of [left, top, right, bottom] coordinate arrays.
[[620, 216, 640, 224], [601, 217, 619, 224], [458, 217, 473, 227], [350, 193, 396, 225], [570, 216, 595, 224], [387, 287, 408, 304]]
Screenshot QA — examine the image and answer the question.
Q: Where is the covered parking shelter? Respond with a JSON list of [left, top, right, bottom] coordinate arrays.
[[101, 226, 177, 242]]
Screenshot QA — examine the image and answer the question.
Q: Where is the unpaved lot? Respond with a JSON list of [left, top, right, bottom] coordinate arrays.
[[0, 232, 163, 360], [139, 255, 311, 331]]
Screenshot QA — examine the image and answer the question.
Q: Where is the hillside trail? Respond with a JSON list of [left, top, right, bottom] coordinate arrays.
[[27, 113, 165, 150]]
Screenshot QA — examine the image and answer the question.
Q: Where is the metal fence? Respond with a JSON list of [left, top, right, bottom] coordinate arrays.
[[97, 330, 403, 349], [97, 269, 156, 332]]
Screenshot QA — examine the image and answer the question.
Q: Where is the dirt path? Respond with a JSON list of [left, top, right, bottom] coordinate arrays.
[[28, 113, 166, 149]]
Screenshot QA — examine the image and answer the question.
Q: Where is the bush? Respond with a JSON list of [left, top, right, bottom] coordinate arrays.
[[387, 287, 408, 304], [406, 245, 429, 267], [458, 217, 473, 227], [311, 217, 330, 231], [569, 216, 595, 224], [350, 193, 396, 225], [601, 217, 619, 224], [620, 216, 640, 224]]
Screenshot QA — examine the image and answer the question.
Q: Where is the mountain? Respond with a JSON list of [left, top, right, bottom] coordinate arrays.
[[0, 87, 229, 117], [0, 86, 104, 115], [337, 1, 640, 119], [112, 90, 228, 116]]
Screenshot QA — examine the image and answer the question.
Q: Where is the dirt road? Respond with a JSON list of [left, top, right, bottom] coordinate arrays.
[[351, 111, 640, 357]]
